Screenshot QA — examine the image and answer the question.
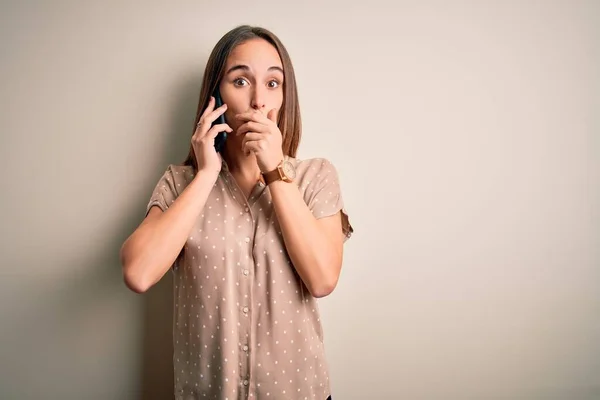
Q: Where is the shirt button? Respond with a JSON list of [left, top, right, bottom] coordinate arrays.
[[243, 270, 249, 276], [245, 206, 249, 213], [242, 307, 249, 314], [243, 345, 249, 352], [244, 237, 250, 243], [243, 379, 249, 386]]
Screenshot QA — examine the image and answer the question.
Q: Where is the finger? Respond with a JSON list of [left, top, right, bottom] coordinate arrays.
[[194, 124, 231, 147], [203, 103, 228, 125], [236, 110, 269, 124], [199, 96, 216, 120], [242, 140, 268, 156], [242, 136, 269, 152], [195, 97, 218, 133], [196, 105, 228, 136], [206, 123, 233, 140], [241, 132, 266, 149], [241, 133, 254, 152], [236, 121, 268, 136], [242, 140, 256, 156]]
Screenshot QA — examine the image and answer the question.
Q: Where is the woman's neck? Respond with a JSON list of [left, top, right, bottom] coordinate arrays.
[[222, 144, 262, 185]]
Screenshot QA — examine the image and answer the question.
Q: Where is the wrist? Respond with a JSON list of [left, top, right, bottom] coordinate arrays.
[[194, 168, 220, 184], [262, 157, 296, 186], [260, 154, 285, 173]]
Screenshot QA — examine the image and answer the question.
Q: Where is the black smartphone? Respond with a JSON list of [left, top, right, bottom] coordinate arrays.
[[212, 88, 227, 153]]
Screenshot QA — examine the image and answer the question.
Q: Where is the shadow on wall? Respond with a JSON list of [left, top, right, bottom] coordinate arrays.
[[140, 275, 174, 400], [138, 68, 205, 400]]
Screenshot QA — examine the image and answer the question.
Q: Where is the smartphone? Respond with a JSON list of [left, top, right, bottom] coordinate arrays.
[[212, 88, 227, 153]]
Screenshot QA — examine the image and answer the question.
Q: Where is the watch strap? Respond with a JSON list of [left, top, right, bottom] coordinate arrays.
[[262, 167, 282, 185]]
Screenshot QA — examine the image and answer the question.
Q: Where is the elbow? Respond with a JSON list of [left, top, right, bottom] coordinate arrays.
[[123, 268, 151, 294], [120, 244, 151, 294], [309, 267, 341, 299], [311, 283, 335, 298]]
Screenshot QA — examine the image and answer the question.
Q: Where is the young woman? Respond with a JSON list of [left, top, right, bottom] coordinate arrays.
[[120, 25, 353, 400]]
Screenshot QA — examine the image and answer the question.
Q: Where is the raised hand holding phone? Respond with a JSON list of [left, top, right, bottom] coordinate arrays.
[[191, 94, 232, 176]]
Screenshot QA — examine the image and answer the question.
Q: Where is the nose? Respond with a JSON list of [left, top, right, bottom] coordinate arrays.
[[250, 86, 266, 111]]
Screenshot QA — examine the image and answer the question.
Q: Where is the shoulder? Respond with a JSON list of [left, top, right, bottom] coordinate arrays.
[[289, 156, 340, 181], [154, 163, 195, 194], [161, 163, 194, 178]]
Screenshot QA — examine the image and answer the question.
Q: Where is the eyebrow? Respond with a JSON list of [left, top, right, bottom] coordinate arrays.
[[225, 64, 284, 75]]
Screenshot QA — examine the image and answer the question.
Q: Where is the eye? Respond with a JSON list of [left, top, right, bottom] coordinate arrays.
[[233, 78, 248, 87], [267, 79, 281, 89]]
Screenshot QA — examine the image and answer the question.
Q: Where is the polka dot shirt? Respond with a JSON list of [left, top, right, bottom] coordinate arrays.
[[146, 156, 353, 400]]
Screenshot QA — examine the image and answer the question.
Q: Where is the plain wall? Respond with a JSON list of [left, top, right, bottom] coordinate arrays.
[[1, 0, 598, 399]]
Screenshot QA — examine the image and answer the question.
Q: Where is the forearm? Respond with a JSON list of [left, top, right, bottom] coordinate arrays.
[[121, 171, 217, 292], [268, 180, 341, 298]]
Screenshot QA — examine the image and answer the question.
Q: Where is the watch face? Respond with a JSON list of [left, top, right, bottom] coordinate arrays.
[[281, 160, 296, 180]]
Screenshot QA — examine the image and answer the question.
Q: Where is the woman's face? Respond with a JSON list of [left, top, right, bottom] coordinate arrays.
[[219, 38, 284, 135]]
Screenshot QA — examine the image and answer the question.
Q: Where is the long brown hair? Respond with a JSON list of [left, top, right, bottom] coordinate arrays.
[[182, 25, 302, 170]]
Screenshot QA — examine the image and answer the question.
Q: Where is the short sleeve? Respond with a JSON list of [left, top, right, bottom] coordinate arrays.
[[146, 165, 179, 216], [145, 165, 183, 270], [306, 159, 354, 242]]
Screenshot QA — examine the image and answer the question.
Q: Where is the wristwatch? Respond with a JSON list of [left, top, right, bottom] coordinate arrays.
[[262, 159, 297, 185]]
